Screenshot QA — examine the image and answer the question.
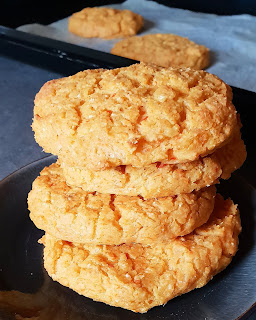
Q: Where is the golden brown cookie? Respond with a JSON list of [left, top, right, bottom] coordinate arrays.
[[111, 33, 209, 69], [41, 195, 241, 313], [32, 63, 237, 170], [61, 129, 246, 199], [68, 7, 143, 39], [28, 163, 216, 245]]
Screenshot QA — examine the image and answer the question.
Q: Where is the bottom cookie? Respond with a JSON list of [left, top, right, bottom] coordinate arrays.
[[41, 195, 241, 313]]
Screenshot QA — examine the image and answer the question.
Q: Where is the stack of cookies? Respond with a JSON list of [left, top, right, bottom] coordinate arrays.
[[28, 63, 246, 313]]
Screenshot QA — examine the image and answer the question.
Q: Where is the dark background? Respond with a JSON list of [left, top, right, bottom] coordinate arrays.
[[1, 0, 256, 28]]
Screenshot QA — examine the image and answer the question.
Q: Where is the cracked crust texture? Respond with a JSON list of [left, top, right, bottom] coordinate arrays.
[[41, 195, 241, 313], [111, 33, 209, 69], [68, 7, 143, 39], [28, 163, 216, 245], [32, 63, 238, 170], [61, 129, 246, 199]]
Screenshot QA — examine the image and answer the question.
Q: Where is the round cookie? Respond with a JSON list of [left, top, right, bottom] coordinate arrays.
[[41, 195, 241, 313], [32, 63, 238, 170], [28, 163, 216, 245], [68, 7, 143, 39], [61, 129, 246, 199], [111, 33, 209, 69]]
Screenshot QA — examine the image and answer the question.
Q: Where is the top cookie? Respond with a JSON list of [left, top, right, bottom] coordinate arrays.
[[33, 63, 237, 170], [111, 33, 209, 69], [68, 7, 143, 39]]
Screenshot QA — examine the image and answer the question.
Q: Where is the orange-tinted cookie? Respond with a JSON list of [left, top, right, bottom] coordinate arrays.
[[111, 33, 209, 69], [32, 63, 237, 170], [41, 195, 241, 313], [68, 7, 143, 39], [61, 129, 246, 199], [28, 163, 216, 245]]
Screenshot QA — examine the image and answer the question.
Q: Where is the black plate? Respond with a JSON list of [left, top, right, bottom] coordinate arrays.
[[0, 155, 255, 320]]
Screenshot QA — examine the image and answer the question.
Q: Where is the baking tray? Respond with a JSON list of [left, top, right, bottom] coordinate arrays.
[[0, 26, 255, 319]]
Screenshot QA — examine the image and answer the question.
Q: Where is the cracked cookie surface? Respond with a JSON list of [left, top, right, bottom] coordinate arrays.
[[68, 7, 143, 39], [32, 63, 238, 170], [28, 163, 216, 245], [111, 33, 209, 69], [41, 195, 241, 313], [61, 128, 246, 198]]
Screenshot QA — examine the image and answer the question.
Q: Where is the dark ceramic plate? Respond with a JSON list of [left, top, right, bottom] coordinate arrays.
[[0, 156, 255, 320]]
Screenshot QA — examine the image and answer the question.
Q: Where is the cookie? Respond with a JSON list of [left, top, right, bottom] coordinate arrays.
[[111, 33, 209, 69], [41, 195, 241, 313], [32, 63, 237, 170], [61, 129, 246, 199], [68, 7, 143, 39], [28, 163, 216, 245]]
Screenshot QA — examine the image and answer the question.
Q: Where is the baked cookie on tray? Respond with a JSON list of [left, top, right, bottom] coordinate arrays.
[[32, 63, 238, 170], [61, 129, 246, 199], [28, 163, 216, 245], [68, 7, 143, 39], [41, 195, 241, 313], [111, 33, 209, 69]]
